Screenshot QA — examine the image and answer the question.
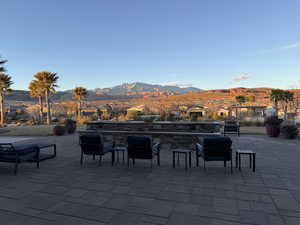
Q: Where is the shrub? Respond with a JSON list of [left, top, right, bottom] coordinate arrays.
[[265, 116, 283, 126], [126, 110, 139, 120], [280, 121, 299, 139], [53, 125, 66, 136], [77, 116, 97, 125], [265, 116, 283, 137], [64, 119, 77, 134]]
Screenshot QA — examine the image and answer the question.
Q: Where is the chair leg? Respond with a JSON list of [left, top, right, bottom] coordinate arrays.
[[98, 156, 102, 166], [93, 154, 95, 160], [224, 161, 227, 168], [231, 160, 233, 174], [80, 152, 84, 165], [157, 153, 160, 166], [203, 160, 206, 171], [111, 151, 115, 166], [173, 152, 175, 168], [36, 148, 40, 169], [196, 152, 199, 167], [133, 158, 135, 165], [54, 144, 57, 157], [14, 162, 18, 175], [123, 151, 125, 165]]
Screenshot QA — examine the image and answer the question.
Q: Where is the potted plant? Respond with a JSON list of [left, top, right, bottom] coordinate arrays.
[[265, 116, 282, 137], [53, 125, 66, 136], [64, 119, 77, 134], [280, 121, 299, 139]]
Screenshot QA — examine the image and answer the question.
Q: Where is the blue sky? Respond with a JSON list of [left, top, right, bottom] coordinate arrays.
[[1, 0, 300, 91]]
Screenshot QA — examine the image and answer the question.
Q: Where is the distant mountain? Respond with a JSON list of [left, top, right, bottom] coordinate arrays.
[[5, 82, 201, 102], [94, 82, 201, 95]]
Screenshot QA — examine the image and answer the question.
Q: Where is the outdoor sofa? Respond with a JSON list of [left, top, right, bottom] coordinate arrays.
[[0, 143, 40, 175]]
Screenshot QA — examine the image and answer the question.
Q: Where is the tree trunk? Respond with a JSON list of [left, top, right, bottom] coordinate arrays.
[[77, 100, 82, 120], [45, 90, 51, 125], [274, 100, 278, 116], [38, 96, 44, 124], [0, 94, 4, 126]]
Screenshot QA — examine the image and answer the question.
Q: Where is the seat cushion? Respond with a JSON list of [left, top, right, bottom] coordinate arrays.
[[0, 144, 38, 162], [103, 143, 114, 154]]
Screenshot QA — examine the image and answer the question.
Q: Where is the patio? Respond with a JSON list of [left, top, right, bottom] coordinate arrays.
[[0, 134, 299, 225]]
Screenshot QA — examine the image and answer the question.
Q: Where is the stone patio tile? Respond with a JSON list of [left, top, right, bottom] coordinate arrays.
[[213, 198, 239, 215], [174, 202, 213, 217], [212, 219, 243, 225], [50, 202, 119, 223], [271, 189, 300, 211], [126, 197, 174, 218], [166, 213, 212, 225], [37, 211, 107, 225], [139, 215, 168, 225], [239, 210, 272, 225], [250, 202, 278, 214], [284, 216, 300, 225], [109, 212, 140, 225]]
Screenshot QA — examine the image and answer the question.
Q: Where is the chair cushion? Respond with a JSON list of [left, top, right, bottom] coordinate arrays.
[[103, 143, 114, 154]]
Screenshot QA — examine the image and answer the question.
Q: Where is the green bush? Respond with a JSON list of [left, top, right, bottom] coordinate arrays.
[[64, 119, 77, 134], [280, 124, 299, 139]]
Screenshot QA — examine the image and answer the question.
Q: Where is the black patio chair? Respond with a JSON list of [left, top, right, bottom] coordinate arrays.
[[79, 134, 115, 166], [224, 120, 240, 136], [0, 143, 40, 175], [127, 136, 160, 168], [196, 136, 233, 173]]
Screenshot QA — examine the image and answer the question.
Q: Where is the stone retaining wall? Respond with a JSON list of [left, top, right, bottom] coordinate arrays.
[[86, 121, 221, 148]]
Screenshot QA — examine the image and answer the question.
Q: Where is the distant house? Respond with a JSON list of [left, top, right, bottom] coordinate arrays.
[[187, 105, 207, 118], [229, 105, 267, 118], [217, 107, 230, 117]]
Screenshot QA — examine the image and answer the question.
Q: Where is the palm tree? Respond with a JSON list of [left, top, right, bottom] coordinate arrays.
[[235, 95, 246, 105], [0, 57, 7, 73], [235, 95, 246, 118], [34, 71, 59, 125], [29, 80, 45, 123], [270, 89, 284, 116], [281, 91, 294, 119], [0, 74, 13, 126], [74, 86, 88, 119]]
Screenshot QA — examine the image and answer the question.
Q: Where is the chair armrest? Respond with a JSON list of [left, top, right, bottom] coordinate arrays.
[[152, 143, 160, 153], [195, 143, 203, 152]]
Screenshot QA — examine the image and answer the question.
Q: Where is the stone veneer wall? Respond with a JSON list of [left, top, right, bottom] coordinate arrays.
[[86, 121, 221, 148]]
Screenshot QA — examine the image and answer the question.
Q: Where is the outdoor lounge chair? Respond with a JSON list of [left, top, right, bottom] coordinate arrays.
[[196, 136, 233, 173], [0, 143, 40, 175], [79, 134, 115, 166], [224, 120, 240, 136], [127, 136, 160, 167]]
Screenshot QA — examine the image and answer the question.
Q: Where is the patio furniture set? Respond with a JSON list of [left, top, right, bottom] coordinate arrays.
[[79, 133, 256, 173], [0, 123, 255, 175]]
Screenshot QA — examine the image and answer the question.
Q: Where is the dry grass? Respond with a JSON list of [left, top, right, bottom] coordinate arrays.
[[240, 126, 266, 135], [0, 125, 86, 136]]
